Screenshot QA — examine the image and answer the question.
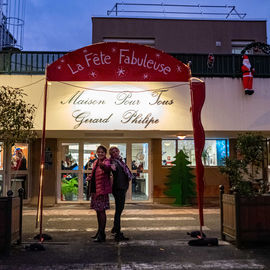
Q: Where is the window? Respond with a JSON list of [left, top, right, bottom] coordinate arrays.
[[268, 138, 270, 183], [0, 175, 3, 197], [0, 142, 3, 196], [103, 38, 155, 47], [58, 141, 151, 203], [162, 140, 176, 166], [11, 144, 28, 171], [84, 143, 100, 170], [61, 143, 79, 170], [60, 143, 79, 201], [110, 143, 127, 163], [131, 143, 149, 201], [10, 143, 29, 198], [0, 142, 3, 171], [231, 40, 254, 54], [162, 139, 229, 166]]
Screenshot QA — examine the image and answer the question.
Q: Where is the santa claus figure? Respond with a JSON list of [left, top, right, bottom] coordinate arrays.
[[241, 54, 255, 95]]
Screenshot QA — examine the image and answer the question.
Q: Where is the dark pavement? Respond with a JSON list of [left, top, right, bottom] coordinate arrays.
[[0, 203, 269, 270]]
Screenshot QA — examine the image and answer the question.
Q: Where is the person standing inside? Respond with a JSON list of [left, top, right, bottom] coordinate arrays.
[[109, 146, 133, 241], [61, 155, 78, 170], [11, 148, 27, 198], [11, 148, 27, 170], [87, 145, 112, 242]]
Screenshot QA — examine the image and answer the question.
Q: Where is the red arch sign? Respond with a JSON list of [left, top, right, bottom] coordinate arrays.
[[47, 42, 190, 82]]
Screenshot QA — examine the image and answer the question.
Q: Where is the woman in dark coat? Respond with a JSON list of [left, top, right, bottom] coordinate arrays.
[[109, 146, 133, 241]]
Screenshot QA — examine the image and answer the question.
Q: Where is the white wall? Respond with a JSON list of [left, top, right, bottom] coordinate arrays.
[[202, 77, 270, 132], [1, 75, 270, 135]]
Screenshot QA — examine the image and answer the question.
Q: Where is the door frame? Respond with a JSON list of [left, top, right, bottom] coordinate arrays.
[[57, 138, 152, 203]]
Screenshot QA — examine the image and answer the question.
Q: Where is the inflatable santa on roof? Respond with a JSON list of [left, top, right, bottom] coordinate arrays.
[[241, 54, 255, 95]]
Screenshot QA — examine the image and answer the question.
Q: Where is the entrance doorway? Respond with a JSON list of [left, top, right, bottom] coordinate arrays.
[[57, 140, 151, 203]]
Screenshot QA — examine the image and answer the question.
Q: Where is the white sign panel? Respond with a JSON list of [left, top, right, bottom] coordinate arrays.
[[46, 82, 192, 130]]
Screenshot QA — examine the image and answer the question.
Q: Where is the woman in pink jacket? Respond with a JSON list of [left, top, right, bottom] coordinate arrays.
[[87, 145, 112, 242]]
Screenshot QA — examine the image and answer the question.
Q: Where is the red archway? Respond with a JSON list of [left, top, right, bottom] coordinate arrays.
[[37, 42, 205, 239]]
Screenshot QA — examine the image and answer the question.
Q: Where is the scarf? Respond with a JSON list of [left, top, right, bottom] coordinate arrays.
[[111, 156, 133, 180]]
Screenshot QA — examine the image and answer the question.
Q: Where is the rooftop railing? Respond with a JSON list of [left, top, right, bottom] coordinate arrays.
[[0, 51, 269, 77], [0, 51, 66, 74]]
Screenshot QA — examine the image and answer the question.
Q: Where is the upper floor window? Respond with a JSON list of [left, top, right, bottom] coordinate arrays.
[[162, 139, 229, 166], [103, 38, 155, 47], [231, 40, 254, 54]]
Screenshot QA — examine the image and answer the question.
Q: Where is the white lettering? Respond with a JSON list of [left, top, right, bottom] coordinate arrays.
[[118, 49, 171, 75], [104, 55, 111, 64], [84, 52, 111, 67], [119, 49, 129, 64], [150, 90, 174, 105], [84, 53, 93, 67], [60, 91, 105, 105], [115, 92, 140, 105], [67, 63, 84, 74], [72, 110, 113, 129], [121, 110, 159, 128]]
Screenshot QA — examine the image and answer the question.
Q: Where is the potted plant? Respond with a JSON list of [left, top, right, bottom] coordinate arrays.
[[61, 176, 78, 201], [219, 132, 270, 247]]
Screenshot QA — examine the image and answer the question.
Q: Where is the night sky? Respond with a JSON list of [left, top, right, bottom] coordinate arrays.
[[24, 0, 270, 51]]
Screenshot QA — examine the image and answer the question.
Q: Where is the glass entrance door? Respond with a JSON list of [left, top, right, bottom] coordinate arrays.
[[60, 143, 79, 201], [83, 143, 100, 200], [58, 140, 151, 203], [131, 143, 149, 201]]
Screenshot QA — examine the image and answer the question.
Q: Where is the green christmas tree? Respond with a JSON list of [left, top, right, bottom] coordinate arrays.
[[164, 150, 196, 206]]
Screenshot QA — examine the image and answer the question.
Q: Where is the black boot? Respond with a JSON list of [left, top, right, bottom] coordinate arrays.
[[93, 231, 106, 243], [111, 227, 116, 234], [115, 232, 129, 242], [91, 230, 99, 239]]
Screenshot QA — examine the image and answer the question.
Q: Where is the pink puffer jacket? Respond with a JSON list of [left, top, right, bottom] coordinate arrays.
[[89, 159, 112, 196]]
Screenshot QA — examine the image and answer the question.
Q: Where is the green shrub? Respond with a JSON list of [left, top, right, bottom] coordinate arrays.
[[220, 132, 267, 197]]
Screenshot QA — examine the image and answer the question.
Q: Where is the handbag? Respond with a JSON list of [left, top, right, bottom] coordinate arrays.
[[90, 169, 96, 193], [110, 171, 114, 186], [87, 165, 97, 198]]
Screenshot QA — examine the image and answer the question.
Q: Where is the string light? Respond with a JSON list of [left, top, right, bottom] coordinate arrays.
[[52, 80, 190, 93], [16, 78, 45, 88], [12, 77, 190, 93]]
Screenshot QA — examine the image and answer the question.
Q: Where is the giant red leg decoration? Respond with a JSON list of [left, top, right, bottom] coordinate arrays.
[[190, 81, 206, 232]]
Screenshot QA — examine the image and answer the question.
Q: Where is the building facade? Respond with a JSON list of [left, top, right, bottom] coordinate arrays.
[[0, 17, 269, 206], [92, 17, 267, 54]]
